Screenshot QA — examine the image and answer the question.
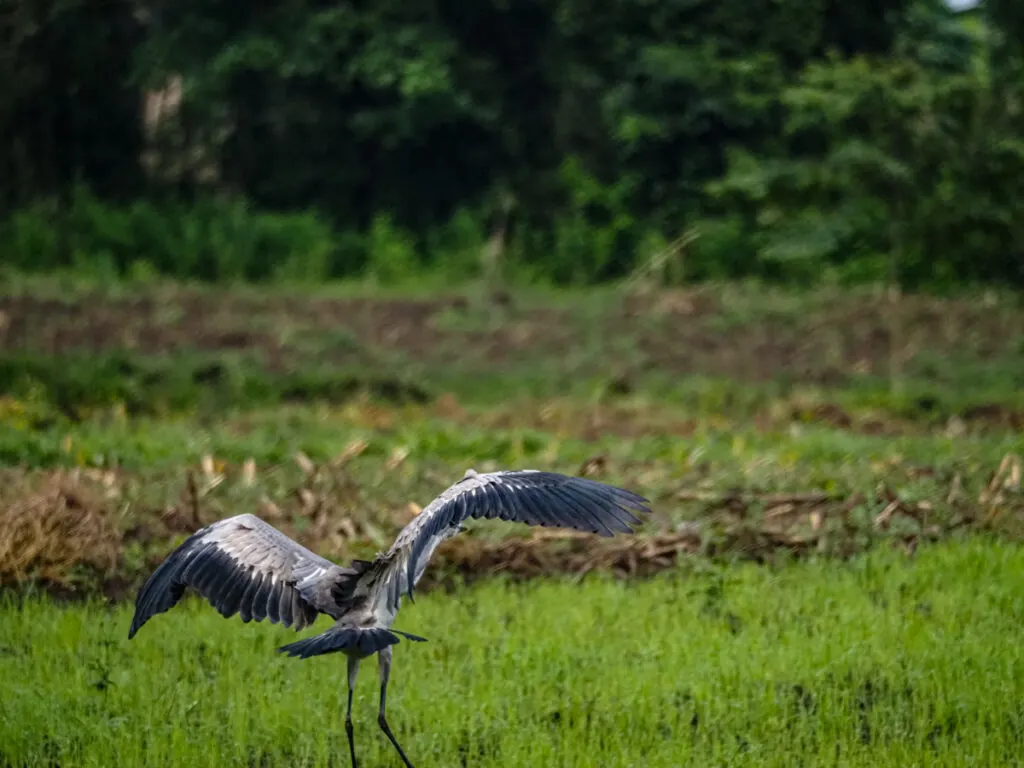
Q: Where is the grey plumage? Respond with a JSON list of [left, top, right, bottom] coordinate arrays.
[[128, 513, 358, 639], [129, 468, 651, 768], [278, 626, 408, 659], [392, 469, 647, 608]]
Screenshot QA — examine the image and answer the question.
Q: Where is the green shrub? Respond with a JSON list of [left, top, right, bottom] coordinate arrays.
[[425, 207, 487, 281], [3, 200, 63, 271], [687, 216, 759, 281], [365, 213, 421, 284], [0, 187, 340, 284]]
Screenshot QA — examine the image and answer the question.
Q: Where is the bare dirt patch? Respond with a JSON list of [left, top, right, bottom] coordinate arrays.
[[1, 286, 1021, 388]]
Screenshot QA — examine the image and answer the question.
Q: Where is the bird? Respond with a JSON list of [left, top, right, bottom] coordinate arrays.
[[128, 468, 651, 767]]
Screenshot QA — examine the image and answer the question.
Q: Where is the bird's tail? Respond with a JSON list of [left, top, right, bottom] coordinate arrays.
[[277, 626, 427, 659]]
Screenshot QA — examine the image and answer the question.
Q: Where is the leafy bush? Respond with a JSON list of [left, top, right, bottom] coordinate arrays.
[[4, 0, 1022, 291], [709, 22, 1024, 291], [424, 207, 487, 281], [365, 213, 421, 284], [0, 188, 340, 283]]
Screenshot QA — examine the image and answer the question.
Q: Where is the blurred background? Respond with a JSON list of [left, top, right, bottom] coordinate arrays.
[[1, 0, 1020, 289], [1, 0, 1024, 583], [2, 1, 1024, 765], [0, 0, 1022, 585]]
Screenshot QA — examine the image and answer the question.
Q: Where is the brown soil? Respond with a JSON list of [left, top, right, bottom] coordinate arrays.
[[1, 286, 1020, 385]]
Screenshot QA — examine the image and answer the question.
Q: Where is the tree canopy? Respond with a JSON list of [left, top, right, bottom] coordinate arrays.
[[1, 0, 1020, 288]]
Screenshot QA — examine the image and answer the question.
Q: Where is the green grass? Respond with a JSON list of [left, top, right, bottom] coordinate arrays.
[[3, 538, 1023, 766], [2, 277, 1023, 421], [6, 393, 1024, 479], [4, 400, 1022, 518]]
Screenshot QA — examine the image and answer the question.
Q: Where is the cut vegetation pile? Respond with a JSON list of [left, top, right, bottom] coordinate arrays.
[[2, 448, 1021, 598], [0, 469, 121, 584]]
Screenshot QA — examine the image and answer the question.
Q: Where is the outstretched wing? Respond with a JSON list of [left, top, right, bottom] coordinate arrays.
[[129, 513, 363, 639], [376, 469, 651, 611]]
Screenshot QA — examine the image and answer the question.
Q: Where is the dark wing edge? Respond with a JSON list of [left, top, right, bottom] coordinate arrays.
[[400, 470, 651, 602], [127, 513, 364, 640]]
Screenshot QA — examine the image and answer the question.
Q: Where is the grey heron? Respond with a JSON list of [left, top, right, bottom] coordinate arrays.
[[128, 468, 651, 767]]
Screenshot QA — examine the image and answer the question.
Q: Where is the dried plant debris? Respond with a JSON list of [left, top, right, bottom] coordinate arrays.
[[0, 469, 121, 583], [1, 454, 1022, 600]]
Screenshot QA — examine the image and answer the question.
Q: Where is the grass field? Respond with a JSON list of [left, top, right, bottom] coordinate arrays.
[[1, 278, 1023, 766], [4, 540, 1024, 767]]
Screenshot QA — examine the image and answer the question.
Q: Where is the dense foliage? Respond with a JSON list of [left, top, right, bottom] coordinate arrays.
[[2, 0, 1021, 287]]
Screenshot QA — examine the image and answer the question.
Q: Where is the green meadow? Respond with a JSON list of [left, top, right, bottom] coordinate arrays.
[[3, 540, 1024, 767]]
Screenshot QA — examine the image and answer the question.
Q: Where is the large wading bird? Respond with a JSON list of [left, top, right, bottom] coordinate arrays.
[[129, 468, 651, 767]]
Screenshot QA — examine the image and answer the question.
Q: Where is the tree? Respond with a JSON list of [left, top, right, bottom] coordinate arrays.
[[1, 0, 144, 212], [708, 4, 1024, 288]]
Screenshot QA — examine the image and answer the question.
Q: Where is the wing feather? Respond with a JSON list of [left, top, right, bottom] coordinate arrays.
[[378, 469, 651, 610], [265, 581, 282, 625], [548, 485, 614, 535], [216, 570, 248, 618], [238, 572, 263, 623], [128, 513, 360, 639]]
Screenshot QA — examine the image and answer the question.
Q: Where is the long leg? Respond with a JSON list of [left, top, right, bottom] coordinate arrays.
[[377, 646, 415, 768], [346, 655, 361, 768]]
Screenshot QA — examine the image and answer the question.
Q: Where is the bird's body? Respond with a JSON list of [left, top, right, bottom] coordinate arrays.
[[129, 468, 650, 767]]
